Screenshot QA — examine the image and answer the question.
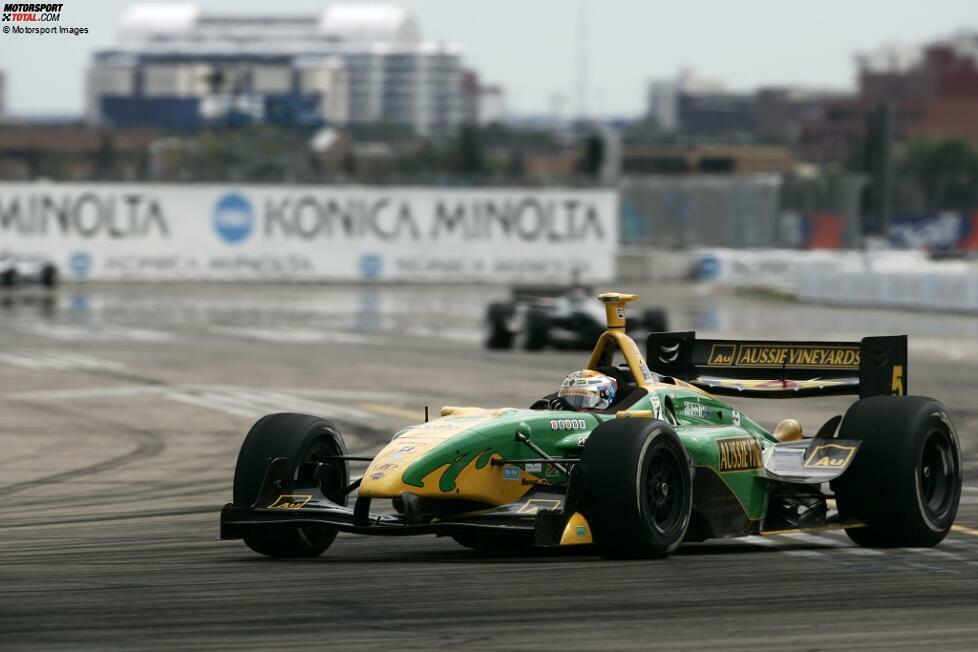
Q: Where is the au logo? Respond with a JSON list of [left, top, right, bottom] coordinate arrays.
[[267, 494, 312, 510], [707, 343, 736, 366], [803, 444, 857, 469]]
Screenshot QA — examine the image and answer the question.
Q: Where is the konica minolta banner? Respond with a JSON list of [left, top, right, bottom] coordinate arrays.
[[0, 183, 618, 281]]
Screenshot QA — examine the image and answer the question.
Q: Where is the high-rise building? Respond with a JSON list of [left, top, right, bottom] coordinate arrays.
[[88, 3, 467, 135], [647, 80, 679, 131], [461, 70, 506, 125], [646, 68, 747, 135]]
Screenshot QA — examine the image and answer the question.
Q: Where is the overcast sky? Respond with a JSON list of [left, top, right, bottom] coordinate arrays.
[[0, 0, 975, 118]]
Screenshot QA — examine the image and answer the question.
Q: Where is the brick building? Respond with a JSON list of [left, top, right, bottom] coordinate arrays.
[[800, 33, 978, 162]]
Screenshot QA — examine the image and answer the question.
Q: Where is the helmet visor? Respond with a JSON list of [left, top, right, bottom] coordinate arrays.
[[558, 388, 603, 410]]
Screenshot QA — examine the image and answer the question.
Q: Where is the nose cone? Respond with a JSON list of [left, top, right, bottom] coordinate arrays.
[[358, 436, 434, 497], [358, 409, 536, 505]]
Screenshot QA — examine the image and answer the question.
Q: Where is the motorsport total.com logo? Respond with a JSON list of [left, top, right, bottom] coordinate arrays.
[[1, 3, 63, 22]]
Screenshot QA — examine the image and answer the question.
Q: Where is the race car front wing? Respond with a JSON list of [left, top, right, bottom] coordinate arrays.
[[220, 457, 588, 546]]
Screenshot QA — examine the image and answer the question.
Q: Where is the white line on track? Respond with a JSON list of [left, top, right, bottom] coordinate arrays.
[[782, 549, 827, 559], [209, 326, 379, 345], [841, 547, 884, 557], [17, 323, 174, 343], [0, 351, 125, 371], [777, 532, 850, 548], [4, 384, 412, 404], [5, 386, 164, 401], [162, 390, 258, 419], [744, 533, 850, 560], [741, 536, 780, 547], [3, 383, 397, 446], [401, 326, 482, 344], [159, 388, 381, 427], [916, 548, 968, 562]]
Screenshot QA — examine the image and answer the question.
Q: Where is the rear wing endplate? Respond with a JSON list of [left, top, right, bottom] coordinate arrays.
[[646, 332, 907, 398]]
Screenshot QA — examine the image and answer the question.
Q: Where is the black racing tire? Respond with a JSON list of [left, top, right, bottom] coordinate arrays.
[[451, 532, 533, 553], [580, 418, 693, 559], [233, 413, 349, 558], [566, 314, 604, 350], [523, 308, 550, 351], [40, 265, 58, 288], [1, 268, 17, 287], [832, 396, 961, 547], [642, 308, 668, 334], [485, 302, 515, 350]]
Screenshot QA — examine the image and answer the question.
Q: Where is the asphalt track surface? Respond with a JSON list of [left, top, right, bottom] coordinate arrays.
[[2, 282, 978, 651]]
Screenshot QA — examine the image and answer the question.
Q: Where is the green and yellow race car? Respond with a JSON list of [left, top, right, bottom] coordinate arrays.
[[220, 293, 962, 559]]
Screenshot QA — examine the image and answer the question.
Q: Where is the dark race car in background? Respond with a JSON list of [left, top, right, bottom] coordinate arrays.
[[486, 285, 668, 351]]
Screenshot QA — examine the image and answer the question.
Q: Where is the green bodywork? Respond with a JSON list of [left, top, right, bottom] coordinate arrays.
[[391, 385, 778, 531]]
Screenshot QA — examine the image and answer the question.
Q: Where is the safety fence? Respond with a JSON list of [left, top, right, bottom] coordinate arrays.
[[619, 174, 863, 250]]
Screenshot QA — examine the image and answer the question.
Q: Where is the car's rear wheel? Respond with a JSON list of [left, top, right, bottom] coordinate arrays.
[[522, 308, 550, 351], [1, 268, 17, 287], [233, 413, 349, 558], [832, 396, 961, 547], [486, 302, 515, 350], [581, 418, 693, 559], [642, 308, 668, 333], [40, 265, 58, 288]]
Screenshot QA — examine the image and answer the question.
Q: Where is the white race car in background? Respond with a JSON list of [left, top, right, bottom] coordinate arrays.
[[485, 285, 668, 351], [0, 253, 59, 288]]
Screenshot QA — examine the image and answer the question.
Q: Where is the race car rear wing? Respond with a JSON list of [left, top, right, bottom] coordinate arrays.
[[646, 332, 907, 398]]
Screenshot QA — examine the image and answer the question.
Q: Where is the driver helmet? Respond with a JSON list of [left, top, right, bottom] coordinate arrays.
[[557, 369, 617, 410]]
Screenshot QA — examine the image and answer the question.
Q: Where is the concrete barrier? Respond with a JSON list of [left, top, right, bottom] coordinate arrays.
[[615, 246, 698, 281], [799, 268, 978, 313], [697, 247, 978, 313]]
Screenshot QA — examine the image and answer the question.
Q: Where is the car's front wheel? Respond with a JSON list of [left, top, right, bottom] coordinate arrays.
[[581, 418, 693, 559], [232, 413, 349, 558]]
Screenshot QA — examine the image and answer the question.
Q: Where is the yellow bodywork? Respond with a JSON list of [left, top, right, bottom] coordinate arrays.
[[587, 329, 657, 389], [559, 512, 594, 545], [358, 408, 536, 504], [597, 292, 640, 329]]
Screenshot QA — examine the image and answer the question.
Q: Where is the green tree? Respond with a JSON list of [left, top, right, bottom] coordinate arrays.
[[455, 124, 486, 176], [579, 134, 604, 178], [898, 138, 978, 212]]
